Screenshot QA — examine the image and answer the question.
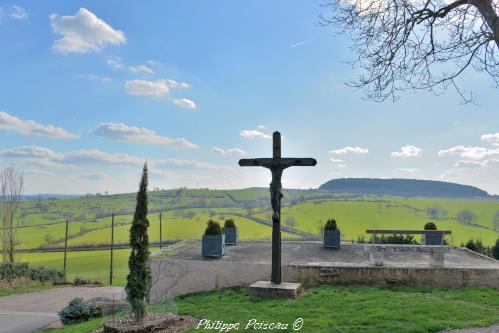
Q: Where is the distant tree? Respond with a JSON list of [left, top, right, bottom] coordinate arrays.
[[321, 0, 499, 102], [493, 210, 499, 231], [44, 233, 54, 244], [246, 206, 254, 216], [1, 165, 24, 263], [426, 204, 448, 220], [284, 217, 297, 229], [457, 210, 477, 224], [126, 163, 152, 322]]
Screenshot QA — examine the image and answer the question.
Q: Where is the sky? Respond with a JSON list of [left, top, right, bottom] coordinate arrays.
[[0, 1, 498, 195]]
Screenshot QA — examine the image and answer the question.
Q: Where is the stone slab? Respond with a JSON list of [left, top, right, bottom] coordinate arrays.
[[249, 281, 303, 299]]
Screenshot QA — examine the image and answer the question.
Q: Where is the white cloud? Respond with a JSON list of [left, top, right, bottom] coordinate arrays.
[[106, 56, 123, 69], [290, 40, 309, 48], [62, 149, 144, 166], [394, 168, 420, 174], [438, 145, 499, 160], [94, 123, 198, 149], [50, 8, 126, 54], [0, 111, 77, 139], [8, 5, 28, 20], [256, 125, 266, 130], [80, 172, 109, 181], [165, 79, 190, 89], [481, 133, 499, 146], [454, 160, 484, 169], [240, 129, 272, 140], [75, 74, 111, 82], [329, 146, 368, 155], [173, 98, 196, 110], [125, 79, 170, 98], [330, 158, 346, 168], [156, 159, 233, 172], [212, 147, 246, 155], [390, 145, 422, 158], [129, 64, 154, 74], [0, 146, 64, 160]]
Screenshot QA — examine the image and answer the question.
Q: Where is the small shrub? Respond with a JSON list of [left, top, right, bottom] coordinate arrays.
[[205, 220, 222, 235], [424, 222, 437, 230], [324, 218, 338, 231], [58, 297, 99, 325], [224, 219, 236, 228], [492, 239, 499, 260], [73, 277, 101, 286], [465, 239, 478, 252], [370, 234, 419, 245], [0, 263, 64, 284]]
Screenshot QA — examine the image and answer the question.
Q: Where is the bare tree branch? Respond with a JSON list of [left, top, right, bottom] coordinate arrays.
[[321, 0, 499, 102]]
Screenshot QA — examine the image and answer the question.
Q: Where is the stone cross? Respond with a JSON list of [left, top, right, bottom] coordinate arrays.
[[239, 131, 316, 284]]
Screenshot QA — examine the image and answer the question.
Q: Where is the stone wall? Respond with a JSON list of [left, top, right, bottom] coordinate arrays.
[[149, 257, 499, 302]]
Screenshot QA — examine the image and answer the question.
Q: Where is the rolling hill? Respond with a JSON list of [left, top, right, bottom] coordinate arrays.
[[319, 178, 490, 198]]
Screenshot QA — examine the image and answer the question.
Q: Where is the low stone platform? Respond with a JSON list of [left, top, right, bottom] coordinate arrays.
[[149, 240, 499, 302], [249, 281, 303, 299]]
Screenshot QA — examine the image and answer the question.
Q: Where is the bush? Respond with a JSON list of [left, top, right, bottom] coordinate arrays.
[[224, 219, 236, 228], [73, 277, 101, 286], [424, 222, 437, 230], [0, 262, 64, 284], [324, 218, 338, 231], [492, 239, 499, 260], [373, 234, 419, 245], [58, 298, 99, 325], [205, 220, 222, 235]]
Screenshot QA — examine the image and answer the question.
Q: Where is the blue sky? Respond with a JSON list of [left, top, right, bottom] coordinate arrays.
[[0, 1, 498, 194]]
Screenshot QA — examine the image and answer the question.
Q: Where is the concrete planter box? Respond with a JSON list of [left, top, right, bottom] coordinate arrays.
[[202, 234, 225, 258], [424, 234, 443, 246], [323, 230, 340, 248], [224, 227, 238, 245]]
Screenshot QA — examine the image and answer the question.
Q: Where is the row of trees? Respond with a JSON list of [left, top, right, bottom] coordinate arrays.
[[427, 205, 499, 229]]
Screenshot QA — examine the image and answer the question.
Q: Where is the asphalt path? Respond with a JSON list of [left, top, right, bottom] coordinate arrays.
[[0, 286, 124, 333]]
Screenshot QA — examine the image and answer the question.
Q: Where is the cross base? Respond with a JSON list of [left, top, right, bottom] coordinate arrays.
[[249, 281, 303, 299]]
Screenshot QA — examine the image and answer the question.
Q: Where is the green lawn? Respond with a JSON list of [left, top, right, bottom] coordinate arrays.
[[40, 286, 499, 333], [0, 283, 54, 297], [17, 248, 154, 286]]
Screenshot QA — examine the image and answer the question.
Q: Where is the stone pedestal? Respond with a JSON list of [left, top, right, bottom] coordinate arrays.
[[249, 281, 303, 299]]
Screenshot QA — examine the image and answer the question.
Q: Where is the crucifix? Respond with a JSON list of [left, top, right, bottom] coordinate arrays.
[[239, 131, 317, 284]]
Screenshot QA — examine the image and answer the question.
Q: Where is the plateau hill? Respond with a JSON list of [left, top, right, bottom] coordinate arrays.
[[319, 178, 490, 198]]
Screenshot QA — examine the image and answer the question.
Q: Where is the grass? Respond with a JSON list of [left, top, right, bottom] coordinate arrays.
[[16, 248, 158, 286], [40, 285, 499, 333], [0, 283, 54, 297]]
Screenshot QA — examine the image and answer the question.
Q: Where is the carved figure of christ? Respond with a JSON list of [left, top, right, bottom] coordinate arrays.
[[238, 131, 317, 284]]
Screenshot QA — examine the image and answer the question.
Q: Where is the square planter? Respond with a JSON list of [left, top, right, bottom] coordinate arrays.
[[424, 233, 443, 245], [224, 227, 238, 245], [323, 230, 341, 248], [202, 234, 225, 258]]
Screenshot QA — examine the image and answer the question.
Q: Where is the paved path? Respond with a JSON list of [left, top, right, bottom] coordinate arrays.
[[0, 286, 124, 333], [439, 326, 499, 333]]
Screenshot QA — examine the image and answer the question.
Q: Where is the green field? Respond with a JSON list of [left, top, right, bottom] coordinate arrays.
[[3, 188, 498, 285], [17, 248, 149, 286], [41, 286, 499, 333]]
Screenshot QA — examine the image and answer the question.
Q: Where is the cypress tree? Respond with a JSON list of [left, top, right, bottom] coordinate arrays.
[[126, 163, 152, 322]]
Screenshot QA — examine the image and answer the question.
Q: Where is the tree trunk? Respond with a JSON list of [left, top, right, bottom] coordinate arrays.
[[470, 0, 499, 47]]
